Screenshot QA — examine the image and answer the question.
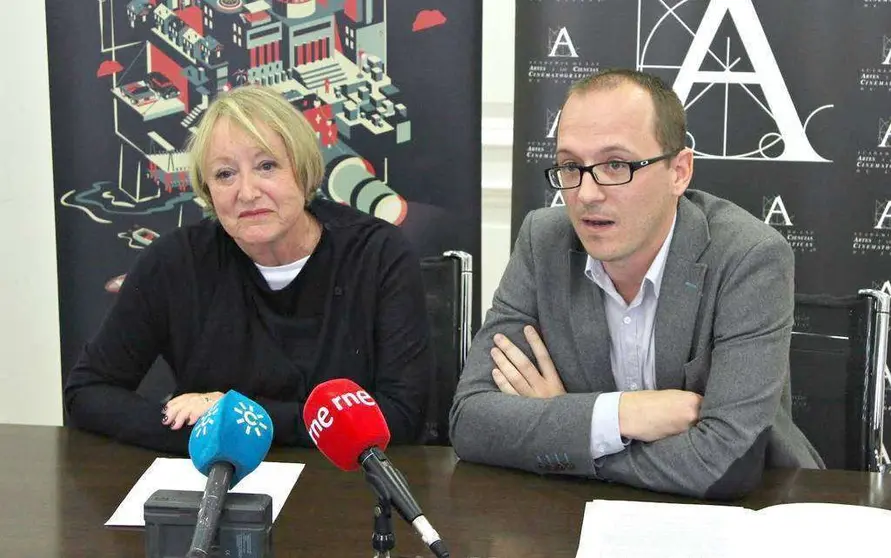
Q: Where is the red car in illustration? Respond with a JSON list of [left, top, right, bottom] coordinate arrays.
[[120, 81, 156, 106]]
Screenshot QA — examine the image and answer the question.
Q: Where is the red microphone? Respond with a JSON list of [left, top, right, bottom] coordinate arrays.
[[303, 378, 390, 471], [303, 379, 449, 558]]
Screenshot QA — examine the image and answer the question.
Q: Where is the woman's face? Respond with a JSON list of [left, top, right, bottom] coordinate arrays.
[[204, 117, 308, 258]]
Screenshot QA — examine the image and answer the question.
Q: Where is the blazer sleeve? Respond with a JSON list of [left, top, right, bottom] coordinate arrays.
[[64, 237, 190, 454], [450, 211, 601, 474], [594, 235, 795, 499]]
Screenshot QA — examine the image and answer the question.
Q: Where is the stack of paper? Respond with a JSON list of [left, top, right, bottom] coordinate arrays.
[[575, 499, 891, 558]]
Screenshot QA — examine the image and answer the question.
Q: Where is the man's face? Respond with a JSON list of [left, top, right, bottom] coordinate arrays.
[[556, 83, 692, 270]]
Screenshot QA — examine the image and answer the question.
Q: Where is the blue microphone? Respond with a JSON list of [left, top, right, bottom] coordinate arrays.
[[186, 391, 274, 558]]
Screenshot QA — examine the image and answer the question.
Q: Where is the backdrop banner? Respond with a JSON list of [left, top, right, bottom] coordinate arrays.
[[46, 0, 481, 387]]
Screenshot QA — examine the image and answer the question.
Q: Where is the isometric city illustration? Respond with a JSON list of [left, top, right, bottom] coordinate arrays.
[[60, 0, 447, 283]]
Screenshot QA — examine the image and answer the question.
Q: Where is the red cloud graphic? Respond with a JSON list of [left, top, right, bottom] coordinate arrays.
[[412, 9, 447, 32]]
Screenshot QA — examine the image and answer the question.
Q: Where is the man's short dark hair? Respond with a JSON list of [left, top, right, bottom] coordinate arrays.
[[566, 68, 687, 154]]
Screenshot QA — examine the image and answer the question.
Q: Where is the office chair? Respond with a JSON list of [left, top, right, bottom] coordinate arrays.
[[789, 289, 890, 472], [418, 251, 473, 445]]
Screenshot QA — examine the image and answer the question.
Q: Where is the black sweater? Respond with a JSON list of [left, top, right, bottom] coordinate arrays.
[[64, 199, 433, 454]]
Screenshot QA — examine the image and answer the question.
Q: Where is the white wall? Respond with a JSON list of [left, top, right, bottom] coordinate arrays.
[[0, 2, 516, 426], [482, 0, 516, 108], [0, 1, 64, 425], [479, 0, 516, 319]]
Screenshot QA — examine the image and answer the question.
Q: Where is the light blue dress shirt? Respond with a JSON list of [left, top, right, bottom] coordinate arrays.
[[585, 214, 677, 459]]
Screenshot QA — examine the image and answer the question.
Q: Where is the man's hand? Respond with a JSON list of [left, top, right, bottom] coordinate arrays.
[[618, 390, 703, 442], [162, 392, 225, 430], [490, 325, 566, 398]]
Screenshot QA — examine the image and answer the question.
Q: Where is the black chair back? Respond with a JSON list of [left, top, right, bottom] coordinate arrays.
[[419, 252, 472, 445], [790, 292, 889, 471]]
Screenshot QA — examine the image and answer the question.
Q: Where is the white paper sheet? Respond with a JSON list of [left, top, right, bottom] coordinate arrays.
[[575, 499, 891, 558], [575, 500, 754, 558], [758, 503, 891, 556], [105, 458, 305, 527]]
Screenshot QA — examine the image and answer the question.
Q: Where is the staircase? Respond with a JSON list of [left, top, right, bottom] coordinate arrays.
[[294, 59, 349, 91], [180, 103, 205, 127]]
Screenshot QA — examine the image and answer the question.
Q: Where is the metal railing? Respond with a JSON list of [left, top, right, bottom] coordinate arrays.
[[442, 251, 473, 370], [858, 289, 890, 473]]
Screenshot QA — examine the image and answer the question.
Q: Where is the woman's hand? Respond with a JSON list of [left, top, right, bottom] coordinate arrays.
[[162, 392, 225, 430]]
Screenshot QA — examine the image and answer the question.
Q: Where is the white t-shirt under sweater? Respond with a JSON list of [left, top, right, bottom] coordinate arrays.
[[255, 255, 310, 291]]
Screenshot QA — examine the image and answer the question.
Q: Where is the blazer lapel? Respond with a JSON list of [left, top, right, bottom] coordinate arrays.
[[654, 197, 710, 390], [568, 247, 616, 393]]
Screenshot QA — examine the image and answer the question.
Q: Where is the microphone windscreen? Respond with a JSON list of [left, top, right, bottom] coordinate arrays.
[[303, 378, 391, 471], [188, 390, 274, 485]]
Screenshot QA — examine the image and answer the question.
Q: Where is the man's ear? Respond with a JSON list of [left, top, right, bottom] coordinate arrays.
[[670, 148, 694, 196]]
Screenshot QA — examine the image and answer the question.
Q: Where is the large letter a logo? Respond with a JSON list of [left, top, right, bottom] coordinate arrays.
[[548, 28, 579, 58], [674, 0, 830, 162]]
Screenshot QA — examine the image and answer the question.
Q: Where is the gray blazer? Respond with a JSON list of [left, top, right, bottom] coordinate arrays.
[[450, 190, 823, 499]]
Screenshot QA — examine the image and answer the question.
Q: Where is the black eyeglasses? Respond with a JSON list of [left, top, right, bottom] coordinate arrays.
[[544, 150, 681, 190]]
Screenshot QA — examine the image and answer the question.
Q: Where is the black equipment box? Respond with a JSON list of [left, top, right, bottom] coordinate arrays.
[[144, 489, 273, 558]]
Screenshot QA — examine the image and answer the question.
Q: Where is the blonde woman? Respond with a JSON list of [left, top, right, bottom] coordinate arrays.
[[65, 86, 433, 453]]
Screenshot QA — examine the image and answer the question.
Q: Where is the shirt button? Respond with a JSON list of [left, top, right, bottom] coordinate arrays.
[[598, 444, 606, 453], [623, 316, 632, 325], [630, 382, 639, 390]]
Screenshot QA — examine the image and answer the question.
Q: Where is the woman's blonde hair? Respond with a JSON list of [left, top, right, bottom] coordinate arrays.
[[186, 86, 325, 216]]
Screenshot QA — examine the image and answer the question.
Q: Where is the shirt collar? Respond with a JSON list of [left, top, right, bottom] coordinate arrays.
[[584, 210, 677, 300]]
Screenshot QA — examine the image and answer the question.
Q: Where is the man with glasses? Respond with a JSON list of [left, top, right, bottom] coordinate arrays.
[[450, 69, 823, 498]]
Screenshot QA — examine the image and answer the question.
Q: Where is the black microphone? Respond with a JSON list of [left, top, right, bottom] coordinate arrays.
[[185, 464, 234, 558], [360, 447, 449, 558]]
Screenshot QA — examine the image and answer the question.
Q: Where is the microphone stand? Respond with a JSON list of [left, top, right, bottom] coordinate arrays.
[[371, 498, 395, 558], [361, 449, 449, 558]]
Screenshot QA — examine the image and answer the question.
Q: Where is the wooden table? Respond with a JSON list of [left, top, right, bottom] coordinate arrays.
[[1, 425, 888, 557]]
